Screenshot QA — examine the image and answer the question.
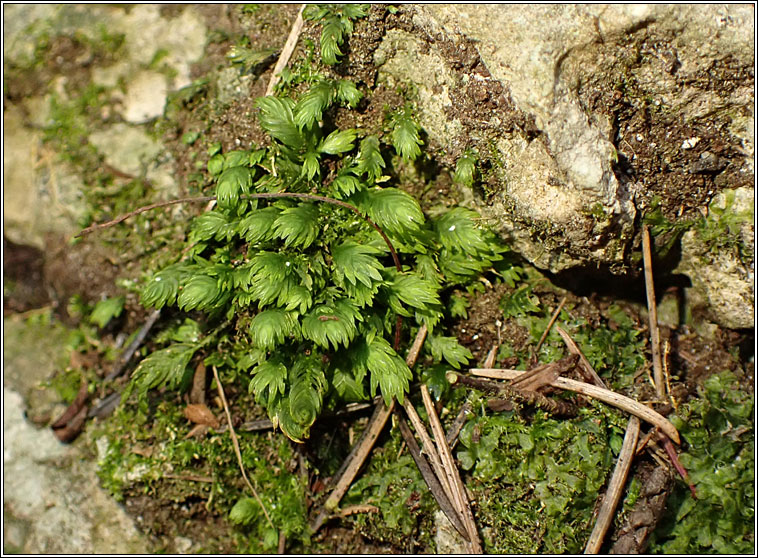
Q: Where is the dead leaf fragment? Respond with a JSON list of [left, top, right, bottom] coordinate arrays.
[[184, 403, 220, 428]]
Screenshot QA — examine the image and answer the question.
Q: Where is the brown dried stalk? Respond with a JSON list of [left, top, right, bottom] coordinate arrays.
[[265, 5, 305, 96], [447, 371, 577, 418], [585, 416, 640, 553], [469, 368, 680, 443], [642, 225, 665, 399], [535, 296, 567, 353], [212, 365, 274, 529], [420, 385, 482, 553], [555, 325, 607, 389], [313, 325, 429, 531], [395, 411, 469, 539]]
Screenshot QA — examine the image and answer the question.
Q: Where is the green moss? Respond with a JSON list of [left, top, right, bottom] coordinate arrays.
[[43, 83, 107, 169], [459, 401, 626, 553], [46, 367, 84, 403], [94, 394, 311, 553], [695, 189, 753, 265], [649, 370, 754, 553], [343, 424, 438, 551]]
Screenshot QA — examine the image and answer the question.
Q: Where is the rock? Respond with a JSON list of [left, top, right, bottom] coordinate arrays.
[[3, 388, 149, 554], [375, 5, 753, 277], [3, 4, 208, 248], [3, 315, 148, 554], [676, 187, 754, 329], [111, 5, 206, 89], [122, 70, 170, 124], [3, 105, 87, 249], [434, 511, 469, 554], [88, 123, 176, 196]]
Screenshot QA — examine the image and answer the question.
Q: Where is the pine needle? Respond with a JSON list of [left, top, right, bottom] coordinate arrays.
[[468, 367, 680, 443], [585, 416, 640, 553], [642, 225, 666, 398], [266, 5, 305, 96], [535, 296, 566, 353]]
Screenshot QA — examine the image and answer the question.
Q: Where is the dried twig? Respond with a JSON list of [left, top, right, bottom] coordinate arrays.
[[321, 400, 394, 514], [312, 325, 430, 532], [445, 401, 472, 449], [642, 225, 665, 399], [420, 385, 482, 553], [483, 344, 499, 369], [396, 411, 469, 539], [212, 365, 274, 529], [265, 5, 305, 96], [51, 381, 89, 429], [405, 324, 429, 371], [401, 397, 452, 497], [585, 416, 640, 554], [555, 325, 607, 389], [469, 368, 680, 443], [536, 296, 567, 353], [448, 370, 577, 418], [51, 405, 89, 443], [445, 343, 497, 448]]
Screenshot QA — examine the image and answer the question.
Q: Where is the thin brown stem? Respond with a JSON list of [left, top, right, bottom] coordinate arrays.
[[536, 296, 566, 353], [401, 397, 452, 496], [266, 5, 305, 96], [642, 225, 665, 399], [469, 368, 680, 443], [311, 399, 394, 533], [212, 365, 274, 528], [585, 416, 640, 553], [395, 411, 469, 540], [420, 385, 482, 553], [555, 325, 607, 389]]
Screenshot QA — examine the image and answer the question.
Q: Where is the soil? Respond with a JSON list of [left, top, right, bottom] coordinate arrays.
[[578, 34, 754, 224]]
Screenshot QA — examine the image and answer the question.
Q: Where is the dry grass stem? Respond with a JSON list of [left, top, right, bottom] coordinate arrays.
[[420, 385, 482, 553], [317, 325, 429, 528], [322, 401, 394, 513], [469, 368, 680, 443], [536, 296, 567, 353], [406, 324, 428, 367], [266, 5, 305, 96], [483, 344, 499, 368], [211, 365, 274, 528], [509, 361, 560, 392], [396, 412, 469, 539], [642, 225, 665, 398], [401, 398, 452, 497], [555, 325, 607, 389], [584, 416, 640, 553], [445, 401, 472, 448]]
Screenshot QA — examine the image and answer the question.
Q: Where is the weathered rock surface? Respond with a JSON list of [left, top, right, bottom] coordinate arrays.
[[3, 317, 148, 554], [2, 4, 207, 247], [373, 4, 754, 326], [3, 105, 87, 249], [676, 187, 754, 329]]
